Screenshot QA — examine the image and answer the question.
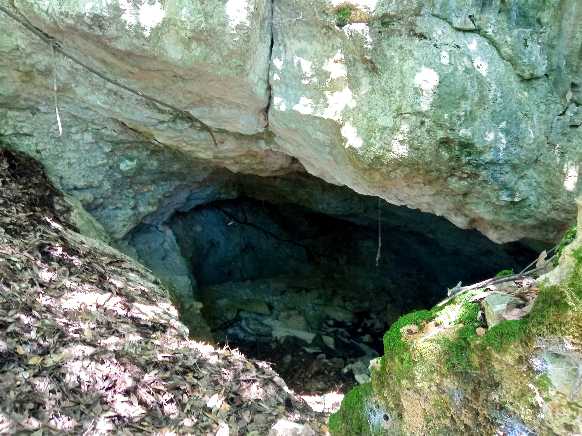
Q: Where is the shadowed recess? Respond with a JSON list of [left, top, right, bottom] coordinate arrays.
[[125, 172, 538, 394]]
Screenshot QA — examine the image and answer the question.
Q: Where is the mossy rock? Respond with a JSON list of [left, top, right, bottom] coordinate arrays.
[[329, 384, 398, 435], [331, 224, 582, 435]]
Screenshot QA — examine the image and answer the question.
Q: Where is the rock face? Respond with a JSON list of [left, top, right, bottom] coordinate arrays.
[[0, 0, 580, 244], [330, 265, 582, 434], [269, 0, 581, 242], [330, 201, 582, 435], [0, 0, 291, 239]]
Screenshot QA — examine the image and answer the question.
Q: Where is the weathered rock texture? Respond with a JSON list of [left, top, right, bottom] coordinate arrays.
[[329, 204, 582, 435], [269, 0, 582, 243], [0, 0, 580, 244]]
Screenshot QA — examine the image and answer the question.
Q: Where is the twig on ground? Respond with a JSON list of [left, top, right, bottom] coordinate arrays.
[[440, 249, 558, 306]]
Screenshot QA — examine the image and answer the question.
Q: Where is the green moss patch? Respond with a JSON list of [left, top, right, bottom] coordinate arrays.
[[335, 6, 353, 27], [529, 256, 582, 338], [383, 309, 433, 355], [482, 319, 528, 351], [555, 225, 577, 263], [382, 309, 436, 379], [329, 384, 374, 435], [440, 302, 482, 371], [479, 243, 582, 353]]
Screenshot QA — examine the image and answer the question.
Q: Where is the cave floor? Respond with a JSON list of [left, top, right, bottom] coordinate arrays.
[[200, 275, 394, 399]]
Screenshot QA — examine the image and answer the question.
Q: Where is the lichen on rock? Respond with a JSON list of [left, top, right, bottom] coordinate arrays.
[[0, 0, 580, 245]]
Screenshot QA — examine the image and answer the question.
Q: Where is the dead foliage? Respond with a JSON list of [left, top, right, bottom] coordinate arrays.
[[0, 149, 325, 434]]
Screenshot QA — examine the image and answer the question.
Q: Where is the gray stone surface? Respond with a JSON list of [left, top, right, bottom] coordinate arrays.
[[482, 291, 524, 327], [542, 350, 582, 400], [125, 224, 196, 302], [0, 0, 293, 239], [269, 0, 582, 243], [0, 0, 580, 245]]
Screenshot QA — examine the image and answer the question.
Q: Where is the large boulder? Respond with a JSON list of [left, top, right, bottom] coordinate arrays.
[[6, 0, 273, 134], [269, 0, 582, 243], [0, 0, 292, 238], [0, 0, 580, 243]]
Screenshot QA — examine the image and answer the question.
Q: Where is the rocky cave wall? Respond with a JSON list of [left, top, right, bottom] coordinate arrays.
[[124, 171, 537, 303], [0, 0, 580, 249], [120, 172, 537, 390]]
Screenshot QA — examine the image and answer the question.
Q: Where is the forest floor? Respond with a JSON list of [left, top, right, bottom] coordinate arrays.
[[0, 149, 327, 435]]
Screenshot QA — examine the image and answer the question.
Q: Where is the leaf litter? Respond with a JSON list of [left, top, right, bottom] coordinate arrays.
[[0, 149, 326, 435]]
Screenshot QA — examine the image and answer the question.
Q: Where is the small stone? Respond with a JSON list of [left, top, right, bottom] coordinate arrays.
[[322, 335, 335, 349], [476, 327, 486, 336], [278, 311, 308, 330], [355, 373, 371, 384], [482, 292, 524, 327], [329, 358, 345, 367], [323, 306, 354, 323], [265, 320, 316, 344], [400, 324, 419, 336], [344, 359, 372, 384], [538, 346, 582, 398]]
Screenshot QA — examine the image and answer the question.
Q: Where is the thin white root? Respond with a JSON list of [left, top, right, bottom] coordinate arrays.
[[52, 44, 63, 137], [376, 197, 382, 267]]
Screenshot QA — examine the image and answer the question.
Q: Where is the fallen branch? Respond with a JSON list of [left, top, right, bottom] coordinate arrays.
[[439, 250, 558, 306]]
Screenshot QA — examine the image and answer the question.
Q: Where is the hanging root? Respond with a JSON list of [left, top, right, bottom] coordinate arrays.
[[375, 197, 382, 267], [52, 44, 63, 137]]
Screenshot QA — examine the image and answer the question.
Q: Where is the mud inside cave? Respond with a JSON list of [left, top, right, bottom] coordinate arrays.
[[124, 172, 538, 396]]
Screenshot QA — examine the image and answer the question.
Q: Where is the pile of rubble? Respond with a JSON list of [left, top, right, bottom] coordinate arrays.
[[202, 277, 391, 395]]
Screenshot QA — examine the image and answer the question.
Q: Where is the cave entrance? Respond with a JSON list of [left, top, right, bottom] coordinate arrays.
[[126, 173, 538, 399]]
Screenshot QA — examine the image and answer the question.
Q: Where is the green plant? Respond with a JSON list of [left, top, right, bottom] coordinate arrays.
[[456, 301, 480, 327], [482, 319, 527, 351], [380, 309, 436, 387], [383, 309, 433, 356], [495, 268, 514, 278], [555, 225, 577, 262], [440, 302, 481, 371], [336, 6, 352, 27]]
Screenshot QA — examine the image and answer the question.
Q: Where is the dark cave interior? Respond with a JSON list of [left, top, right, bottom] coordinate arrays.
[[126, 173, 540, 394]]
